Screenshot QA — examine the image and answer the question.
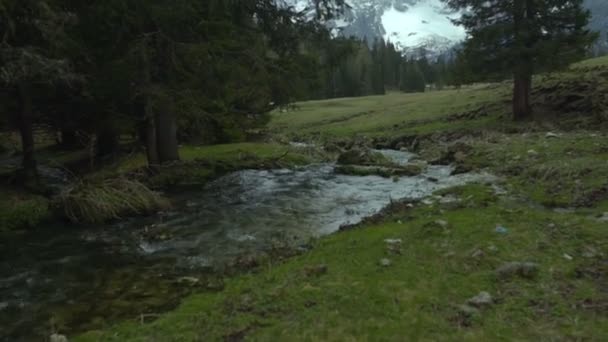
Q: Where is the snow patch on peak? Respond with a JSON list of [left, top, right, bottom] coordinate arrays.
[[382, 0, 465, 52]]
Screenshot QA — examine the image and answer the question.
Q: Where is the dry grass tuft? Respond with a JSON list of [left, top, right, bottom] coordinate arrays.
[[57, 178, 169, 223]]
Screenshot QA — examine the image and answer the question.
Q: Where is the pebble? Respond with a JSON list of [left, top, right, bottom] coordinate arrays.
[[527, 149, 539, 157], [304, 264, 328, 277], [495, 225, 508, 234], [466, 291, 493, 307], [471, 249, 485, 259], [50, 334, 68, 342], [434, 220, 449, 228], [379, 258, 392, 267], [422, 199, 434, 206], [384, 238, 403, 254], [177, 276, 200, 285], [563, 253, 573, 261], [496, 261, 539, 279], [545, 132, 559, 138], [458, 304, 479, 316], [582, 246, 600, 258]]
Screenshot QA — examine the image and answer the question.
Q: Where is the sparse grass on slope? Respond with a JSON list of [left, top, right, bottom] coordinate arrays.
[[467, 132, 608, 207], [271, 86, 509, 138]]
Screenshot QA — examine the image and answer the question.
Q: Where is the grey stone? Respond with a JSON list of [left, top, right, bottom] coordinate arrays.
[[496, 262, 540, 279], [50, 334, 68, 342], [304, 264, 328, 277], [177, 276, 200, 285], [527, 149, 539, 157], [471, 249, 485, 259], [385, 238, 403, 255], [457, 304, 479, 316], [379, 258, 392, 267], [466, 291, 493, 307], [434, 220, 449, 228]]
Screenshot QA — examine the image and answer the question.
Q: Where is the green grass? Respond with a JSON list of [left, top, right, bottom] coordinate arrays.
[[108, 142, 316, 176], [467, 132, 608, 207], [75, 183, 608, 341], [271, 86, 509, 138], [0, 187, 51, 231], [572, 55, 608, 69]]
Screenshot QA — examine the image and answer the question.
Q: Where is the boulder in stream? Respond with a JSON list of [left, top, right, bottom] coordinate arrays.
[[337, 149, 394, 166], [335, 164, 423, 178]]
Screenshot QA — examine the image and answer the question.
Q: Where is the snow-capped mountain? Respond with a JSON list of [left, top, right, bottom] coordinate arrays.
[[287, 0, 465, 57], [288, 0, 608, 57]]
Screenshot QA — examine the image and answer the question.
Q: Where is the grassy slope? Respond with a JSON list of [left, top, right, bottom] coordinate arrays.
[[76, 56, 608, 341], [271, 85, 507, 137]]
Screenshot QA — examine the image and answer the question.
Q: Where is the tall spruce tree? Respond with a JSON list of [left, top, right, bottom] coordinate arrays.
[[444, 0, 597, 120]]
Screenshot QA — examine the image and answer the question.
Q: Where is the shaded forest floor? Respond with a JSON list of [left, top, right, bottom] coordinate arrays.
[[6, 55, 608, 340]]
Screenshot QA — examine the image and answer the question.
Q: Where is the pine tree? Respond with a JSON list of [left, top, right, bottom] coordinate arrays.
[[444, 0, 597, 120], [400, 59, 426, 93]]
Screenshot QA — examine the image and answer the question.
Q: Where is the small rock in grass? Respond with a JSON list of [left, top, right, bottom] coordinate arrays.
[[379, 258, 392, 267], [582, 246, 600, 258], [496, 262, 539, 279], [563, 253, 573, 261], [466, 291, 493, 307], [50, 334, 69, 342], [495, 225, 508, 234], [545, 132, 559, 138], [471, 249, 485, 259], [487, 244, 498, 252], [304, 264, 328, 277], [527, 149, 539, 157], [422, 198, 434, 206], [384, 238, 403, 254], [177, 276, 200, 285], [598, 213, 608, 222], [435, 220, 449, 228], [457, 304, 479, 317]]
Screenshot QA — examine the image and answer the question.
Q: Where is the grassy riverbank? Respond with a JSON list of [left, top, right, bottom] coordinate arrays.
[[70, 56, 608, 340], [0, 142, 322, 230]]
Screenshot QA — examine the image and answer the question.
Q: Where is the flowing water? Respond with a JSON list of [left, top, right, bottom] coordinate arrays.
[[0, 150, 494, 340]]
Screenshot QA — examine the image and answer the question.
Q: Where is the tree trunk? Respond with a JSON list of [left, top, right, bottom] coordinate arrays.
[[512, 70, 532, 121], [512, 0, 533, 121], [145, 112, 160, 168], [60, 129, 79, 149], [16, 83, 39, 185], [96, 125, 119, 157], [155, 98, 179, 163]]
